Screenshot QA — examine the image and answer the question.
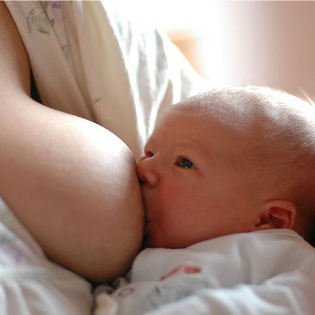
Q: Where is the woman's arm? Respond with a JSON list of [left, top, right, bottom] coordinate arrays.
[[0, 2, 144, 282]]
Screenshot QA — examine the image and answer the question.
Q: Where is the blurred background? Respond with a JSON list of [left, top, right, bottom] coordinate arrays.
[[117, 0, 315, 98]]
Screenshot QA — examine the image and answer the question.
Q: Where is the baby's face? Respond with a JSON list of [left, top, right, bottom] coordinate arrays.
[[137, 105, 261, 248]]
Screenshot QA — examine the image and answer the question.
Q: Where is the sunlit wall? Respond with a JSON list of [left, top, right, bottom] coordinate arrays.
[[116, 0, 315, 98]]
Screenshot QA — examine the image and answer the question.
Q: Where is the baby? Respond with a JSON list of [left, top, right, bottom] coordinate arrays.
[[138, 85, 315, 249], [94, 86, 315, 315]]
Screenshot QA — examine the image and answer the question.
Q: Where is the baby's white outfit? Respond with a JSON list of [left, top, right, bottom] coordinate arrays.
[[98, 229, 315, 315]]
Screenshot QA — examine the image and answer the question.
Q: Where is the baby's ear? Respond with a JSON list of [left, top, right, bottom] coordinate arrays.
[[255, 200, 297, 230]]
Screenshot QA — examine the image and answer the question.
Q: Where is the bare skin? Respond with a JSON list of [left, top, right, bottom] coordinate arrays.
[[0, 2, 144, 282]]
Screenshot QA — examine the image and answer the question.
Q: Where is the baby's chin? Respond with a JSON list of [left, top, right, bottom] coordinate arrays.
[[141, 219, 151, 249], [143, 226, 203, 249], [142, 236, 158, 249], [142, 226, 172, 249], [141, 221, 161, 248]]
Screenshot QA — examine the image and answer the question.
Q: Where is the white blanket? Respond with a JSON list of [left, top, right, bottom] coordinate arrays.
[[5, 0, 206, 160]]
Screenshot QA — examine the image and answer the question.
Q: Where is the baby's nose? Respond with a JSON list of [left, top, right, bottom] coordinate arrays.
[[136, 156, 159, 188]]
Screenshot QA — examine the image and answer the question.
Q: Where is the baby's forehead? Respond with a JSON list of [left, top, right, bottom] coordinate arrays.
[[165, 98, 250, 135], [159, 103, 251, 147], [159, 104, 216, 135]]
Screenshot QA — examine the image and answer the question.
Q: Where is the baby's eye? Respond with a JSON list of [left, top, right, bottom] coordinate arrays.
[[177, 158, 196, 169]]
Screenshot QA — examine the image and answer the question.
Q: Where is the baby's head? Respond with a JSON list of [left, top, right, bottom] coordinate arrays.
[[137, 86, 315, 248]]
